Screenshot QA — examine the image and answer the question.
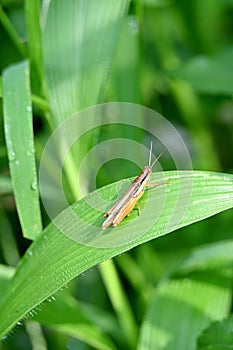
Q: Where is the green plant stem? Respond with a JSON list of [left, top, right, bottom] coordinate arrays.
[[25, 321, 48, 350], [24, 0, 44, 95], [31, 94, 50, 112], [63, 151, 82, 201], [0, 208, 20, 266], [170, 80, 220, 169], [0, 5, 26, 57], [116, 254, 153, 303], [150, 8, 220, 170], [99, 259, 138, 350]]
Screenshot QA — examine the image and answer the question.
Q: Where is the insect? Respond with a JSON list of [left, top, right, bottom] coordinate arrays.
[[102, 142, 167, 229]]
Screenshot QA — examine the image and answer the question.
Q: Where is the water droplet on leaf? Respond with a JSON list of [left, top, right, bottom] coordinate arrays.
[[8, 149, 16, 161], [31, 180, 37, 191]]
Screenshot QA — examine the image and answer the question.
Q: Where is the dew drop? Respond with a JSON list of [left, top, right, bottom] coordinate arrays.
[[28, 309, 37, 317], [26, 105, 32, 112], [33, 223, 39, 231], [31, 180, 37, 191], [8, 149, 16, 162], [128, 15, 139, 35]]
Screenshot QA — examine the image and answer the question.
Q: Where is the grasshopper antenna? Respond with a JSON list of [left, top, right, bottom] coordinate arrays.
[[148, 141, 153, 166], [150, 146, 166, 169]]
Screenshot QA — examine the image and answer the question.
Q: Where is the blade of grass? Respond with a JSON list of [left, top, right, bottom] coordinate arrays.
[[170, 48, 233, 95], [0, 174, 12, 194], [138, 239, 233, 350], [0, 264, 15, 303], [176, 240, 233, 275], [24, 321, 48, 350], [31, 94, 50, 112], [100, 260, 138, 349], [0, 170, 232, 338], [138, 272, 232, 350], [0, 208, 20, 266], [41, 0, 129, 200], [197, 316, 233, 350], [0, 5, 26, 57], [169, 79, 220, 169], [110, 15, 141, 103], [25, 0, 44, 95], [2, 60, 42, 240], [42, 0, 128, 124], [0, 269, 119, 350], [116, 253, 154, 303], [145, 7, 220, 169], [35, 294, 118, 350]]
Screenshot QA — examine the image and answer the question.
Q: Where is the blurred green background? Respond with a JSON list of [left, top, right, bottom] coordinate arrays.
[[0, 0, 233, 349]]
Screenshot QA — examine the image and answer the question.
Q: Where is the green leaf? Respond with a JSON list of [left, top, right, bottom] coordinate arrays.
[[0, 5, 26, 58], [34, 294, 119, 350], [0, 264, 15, 303], [138, 240, 233, 350], [142, 0, 173, 7], [170, 48, 233, 95], [0, 174, 12, 194], [197, 315, 233, 350], [41, 0, 129, 201], [25, 0, 44, 94], [2, 60, 42, 240], [221, 0, 233, 4], [0, 266, 119, 349], [176, 240, 233, 275], [42, 0, 128, 124], [0, 208, 20, 267], [0, 76, 2, 97], [0, 170, 232, 338], [138, 273, 232, 350], [111, 18, 141, 103]]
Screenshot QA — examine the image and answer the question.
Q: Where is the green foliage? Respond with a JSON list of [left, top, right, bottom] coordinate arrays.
[[0, 0, 233, 349], [197, 315, 233, 350], [0, 171, 233, 343], [138, 240, 233, 350], [2, 61, 42, 239], [170, 48, 233, 95]]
